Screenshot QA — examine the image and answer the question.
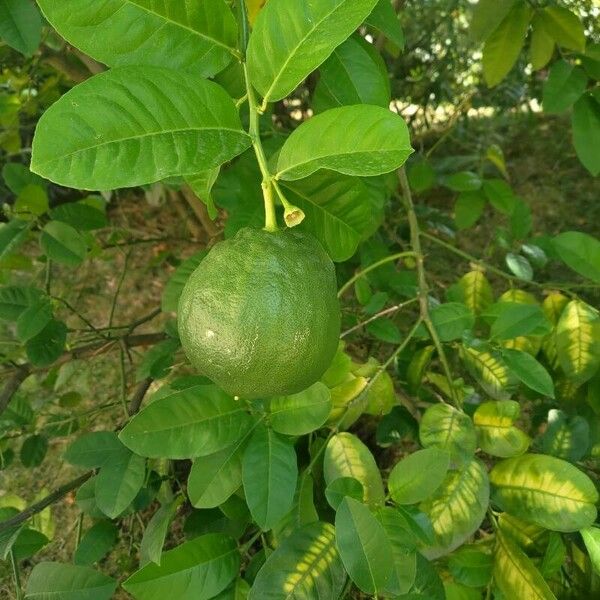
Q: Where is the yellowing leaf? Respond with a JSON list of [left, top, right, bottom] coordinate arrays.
[[452, 271, 493, 314], [498, 513, 548, 553], [556, 300, 600, 384], [324, 432, 385, 507], [474, 400, 530, 458], [420, 459, 490, 559], [490, 453, 598, 532], [245, 0, 267, 25], [494, 529, 556, 600], [460, 344, 518, 400]]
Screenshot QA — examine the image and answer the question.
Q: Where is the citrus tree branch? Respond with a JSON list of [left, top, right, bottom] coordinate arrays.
[[397, 167, 460, 407]]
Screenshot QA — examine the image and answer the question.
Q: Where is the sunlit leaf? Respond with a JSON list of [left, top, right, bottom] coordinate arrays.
[[474, 400, 530, 458]]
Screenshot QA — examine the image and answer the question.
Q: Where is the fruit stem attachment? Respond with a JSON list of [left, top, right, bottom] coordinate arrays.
[[242, 62, 278, 232]]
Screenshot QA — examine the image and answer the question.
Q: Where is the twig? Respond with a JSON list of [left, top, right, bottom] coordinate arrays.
[[128, 378, 153, 416], [0, 367, 30, 415], [108, 250, 131, 327], [341, 298, 419, 338], [180, 185, 221, 238], [398, 167, 459, 406], [10, 550, 22, 600]]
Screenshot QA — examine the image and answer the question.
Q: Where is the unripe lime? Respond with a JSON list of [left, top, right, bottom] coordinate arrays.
[[178, 227, 340, 399]]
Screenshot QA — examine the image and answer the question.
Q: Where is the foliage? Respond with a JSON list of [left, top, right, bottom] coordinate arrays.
[[0, 0, 599, 599]]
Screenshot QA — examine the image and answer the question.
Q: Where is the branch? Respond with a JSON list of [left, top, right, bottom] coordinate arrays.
[[128, 378, 153, 416], [180, 186, 221, 239], [0, 367, 30, 416]]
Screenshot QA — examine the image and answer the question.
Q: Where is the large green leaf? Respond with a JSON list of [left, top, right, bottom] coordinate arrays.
[[188, 426, 254, 509], [40, 221, 87, 267], [502, 348, 555, 398], [249, 522, 346, 599], [482, 3, 533, 87], [429, 302, 475, 342], [489, 303, 550, 340], [275, 105, 413, 181], [25, 318, 67, 367], [247, 0, 379, 104], [365, 0, 404, 48], [419, 404, 477, 464], [25, 562, 117, 600], [543, 60, 587, 114], [269, 382, 332, 436], [474, 401, 530, 458], [553, 231, 600, 284], [119, 384, 253, 459], [140, 498, 182, 566], [555, 300, 600, 384], [31, 67, 250, 190], [420, 459, 490, 559], [64, 431, 123, 468], [95, 445, 146, 519], [388, 448, 450, 505], [0, 0, 42, 55], [36, 0, 237, 76], [494, 529, 556, 600], [123, 534, 239, 600], [572, 94, 600, 176], [242, 424, 298, 530], [324, 432, 385, 507], [281, 172, 376, 262], [490, 454, 598, 532], [74, 521, 118, 566], [470, 0, 517, 42], [0, 285, 42, 320], [335, 497, 394, 595], [313, 35, 390, 112], [530, 13, 555, 70], [538, 6, 585, 52]]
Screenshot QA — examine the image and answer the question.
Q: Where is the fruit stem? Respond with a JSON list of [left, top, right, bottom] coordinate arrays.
[[243, 61, 278, 232]]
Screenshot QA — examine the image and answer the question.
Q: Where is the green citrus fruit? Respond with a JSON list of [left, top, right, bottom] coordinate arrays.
[[177, 227, 340, 399]]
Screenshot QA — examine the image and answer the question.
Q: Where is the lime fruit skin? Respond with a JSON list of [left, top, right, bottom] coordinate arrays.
[[178, 227, 340, 399]]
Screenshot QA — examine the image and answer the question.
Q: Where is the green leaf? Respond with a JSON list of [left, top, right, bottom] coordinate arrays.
[[366, 318, 402, 343], [140, 499, 182, 566], [502, 348, 555, 397], [313, 35, 390, 112], [25, 319, 67, 367], [505, 252, 533, 280], [407, 160, 436, 193], [50, 201, 108, 231], [555, 300, 600, 384], [119, 384, 253, 459], [14, 184, 48, 219], [474, 400, 530, 458], [553, 231, 600, 284], [25, 562, 117, 600], [420, 459, 489, 559], [444, 171, 482, 192], [325, 477, 364, 510], [31, 67, 251, 190], [64, 431, 123, 469], [0, 220, 28, 261], [247, 0, 379, 104], [470, 0, 517, 42], [280, 172, 373, 262], [490, 303, 550, 340], [365, 0, 404, 49], [388, 448, 450, 505], [188, 427, 254, 509], [40, 221, 87, 267], [572, 94, 600, 177], [454, 190, 486, 230], [275, 105, 413, 181], [185, 169, 220, 220], [95, 445, 146, 519], [324, 432, 385, 507], [0, 507, 22, 560], [538, 6, 585, 52], [419, 404, 477, 464], [74, 521, 118, 565], [581, 527, 600, 576], [269, 382, 331, 436], [16, 297, 53, 343], [460, 344, 518, 400], [482, 178, 515, 214], [482, 3, 533, 87], [242, 424, 298, 530], [123, 534, 239, 600], [162, 250, 207, 313], [2, 162, 46, 194], [448, 546, 493, 588], [20, 434, 48, 468], [335, 497, 394, 595], [490, 454, 598, 531], [543, 60, 587, 114], [430, 302, 475, 342], [0, 0, 42, 55], [493, 529, 556, 600], [529, 13, 555, 70], [249, 522, 346, 600], [12, 528, 49, 561], [540, 409, 589, 462], [36, 0, 237, 76]]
